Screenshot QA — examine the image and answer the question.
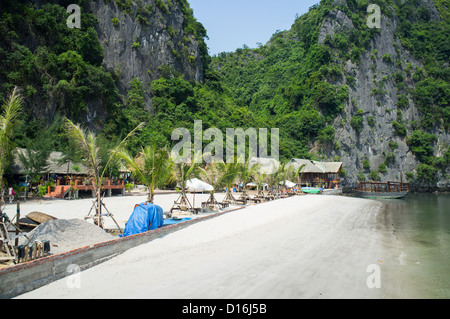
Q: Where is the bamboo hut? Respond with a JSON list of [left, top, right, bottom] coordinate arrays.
[[286, 158, 343, 189]]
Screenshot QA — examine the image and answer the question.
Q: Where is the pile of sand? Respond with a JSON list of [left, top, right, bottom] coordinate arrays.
[[19, 219, 115, 255]]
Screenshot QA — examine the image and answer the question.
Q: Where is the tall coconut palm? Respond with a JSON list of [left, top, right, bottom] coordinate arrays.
[[0, 87, 22, 209], [116, 142, 173, 204], [64, 118, 144, 230]]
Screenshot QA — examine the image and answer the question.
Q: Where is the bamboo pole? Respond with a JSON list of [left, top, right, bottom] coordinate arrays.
[[15, 201, 20, 246]]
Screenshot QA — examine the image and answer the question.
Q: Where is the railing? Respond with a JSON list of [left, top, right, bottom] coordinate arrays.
[[47, 179, 125, 197], [54, 179, 125, 188], [356, 181, 409, 193]]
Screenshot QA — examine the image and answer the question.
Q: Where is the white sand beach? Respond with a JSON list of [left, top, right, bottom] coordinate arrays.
[[4, 191, 221, 230], [9, 193, 407, 299]]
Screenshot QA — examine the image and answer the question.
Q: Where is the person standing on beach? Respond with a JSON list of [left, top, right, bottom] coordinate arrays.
[[8, 187, 14, 204]]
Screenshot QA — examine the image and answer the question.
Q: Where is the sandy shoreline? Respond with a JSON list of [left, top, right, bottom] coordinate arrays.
[[8, 193, 408, 299], [4, 191, 225, 230]]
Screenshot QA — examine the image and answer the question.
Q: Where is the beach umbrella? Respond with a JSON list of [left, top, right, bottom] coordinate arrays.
[[186, 178, 213, 192], [186, 178, 214, 208], [284, 180, 296, 188]]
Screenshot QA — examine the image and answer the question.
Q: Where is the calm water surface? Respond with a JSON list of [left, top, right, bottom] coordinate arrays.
[[381, 193, 450, 298]]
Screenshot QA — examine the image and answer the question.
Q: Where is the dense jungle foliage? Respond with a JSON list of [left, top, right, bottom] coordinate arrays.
[[0, 0, 448, 185]]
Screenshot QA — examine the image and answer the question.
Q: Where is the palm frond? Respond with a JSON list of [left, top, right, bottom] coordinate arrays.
[[116, 148, 148, 185], [64, 119, 101, 186], [0, 87, 23, 179], [103, 122, 146, 179]]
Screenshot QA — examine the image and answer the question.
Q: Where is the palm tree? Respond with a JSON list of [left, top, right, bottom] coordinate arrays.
[[288, 162, 306, 193], [273, 160, 293, 196], [0, 87, 22, 261], [200, 162, 222, 210], [218, 161, 240, 205], [254, 172, 267, 198], [64, 118, 144, 230], [171, 161, 203, 213], [0, 87, 22, 209], [265, 161, 288, 198], [116, 142, 173, 203], [237, 158, 261, 202]]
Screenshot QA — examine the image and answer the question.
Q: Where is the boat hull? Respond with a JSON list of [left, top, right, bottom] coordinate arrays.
[[301, 187, 323, 194], [353, 191, 408, 199]]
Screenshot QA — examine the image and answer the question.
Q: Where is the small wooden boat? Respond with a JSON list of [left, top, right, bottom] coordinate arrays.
[[353, 181, 409, 199], [26, 212, 57, 224], [301, 187, 323, 194]]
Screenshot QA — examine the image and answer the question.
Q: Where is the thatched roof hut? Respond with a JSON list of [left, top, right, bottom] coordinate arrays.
[[9, 148, 129, 176], [286, 158, 342, 174], [286, 158, 343, 188]]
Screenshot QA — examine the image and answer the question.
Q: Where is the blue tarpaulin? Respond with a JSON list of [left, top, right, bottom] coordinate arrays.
[[121, 202, 164, 237], [163, 217, 192, 226]]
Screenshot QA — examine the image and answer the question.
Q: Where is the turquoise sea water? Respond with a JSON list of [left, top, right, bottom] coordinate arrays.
[[381, 193, 450, 298]]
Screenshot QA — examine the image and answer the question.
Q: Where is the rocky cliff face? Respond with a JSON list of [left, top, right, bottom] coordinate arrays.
[[90, 0, 205, 110], [317, 1, 449, 190], [0, 0, 206, 129]]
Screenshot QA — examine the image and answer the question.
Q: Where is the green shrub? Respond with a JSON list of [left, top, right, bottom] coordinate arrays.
[[382, 54, 392, 62], [38, 185, 47, 197], [370, 170, 380, 181], [407, 130, 437, 163], [397, 94, 409, 109], [388, 140, 398, 150], [125, 183, 134, 192], [385, 152, 396, 166], [392, 121, 407, 136], [362, 158, 370, 171], [405, 171, 415, 181], [111, 18, 120, 28], [350, 109, 364, 134], [416, 163, 438, 184]]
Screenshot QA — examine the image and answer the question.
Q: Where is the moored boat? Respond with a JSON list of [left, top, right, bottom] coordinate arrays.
[[301, 187, 323, 194], [352, 181, 409, 199]]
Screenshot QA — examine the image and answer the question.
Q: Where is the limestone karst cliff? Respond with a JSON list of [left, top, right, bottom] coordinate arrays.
[[212, 0, 449, 190], [1, 0, 448, 190], [90, 0, 206, 110], [317, 0, 449, 189], [0, 0, 207, 129]]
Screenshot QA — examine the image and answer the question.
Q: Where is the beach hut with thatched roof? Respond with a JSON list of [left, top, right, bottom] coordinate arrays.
[[9, 148, 130, 177], [286, 158, 343, 189], [7, 148, 129, 199], [8, 148, 90, 176]]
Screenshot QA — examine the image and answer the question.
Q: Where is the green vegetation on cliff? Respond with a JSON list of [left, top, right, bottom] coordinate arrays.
[[0, 0, 448, 187]]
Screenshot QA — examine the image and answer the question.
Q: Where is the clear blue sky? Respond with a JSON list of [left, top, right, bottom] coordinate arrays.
[[188, 0, 321, 55]]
